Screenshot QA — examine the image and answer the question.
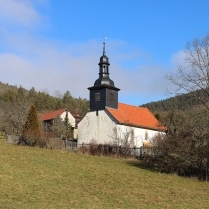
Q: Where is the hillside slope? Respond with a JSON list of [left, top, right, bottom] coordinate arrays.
[[0, 139, 209, 209]]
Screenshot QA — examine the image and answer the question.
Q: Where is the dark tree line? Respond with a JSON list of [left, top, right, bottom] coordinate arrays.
[[0, 84, 89, 136], [0, 85, 89, 115], [141, 88, 209, 113]]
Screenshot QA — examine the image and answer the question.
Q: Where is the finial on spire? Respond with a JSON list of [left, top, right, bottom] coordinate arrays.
[[103, 42, 106, 56], [103, 36, 108, 56]]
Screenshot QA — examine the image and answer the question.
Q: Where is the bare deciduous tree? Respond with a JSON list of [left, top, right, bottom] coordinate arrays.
[[53, 90, 63, 99], [166, 33, 209, 109], [0, 95, 30, 135], [111, 126, 139, 155], [112, 127, 131, 147], [144, 34, 209, 181]]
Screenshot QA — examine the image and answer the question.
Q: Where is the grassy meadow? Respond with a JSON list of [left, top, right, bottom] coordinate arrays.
[[0, 139, 209, 209]]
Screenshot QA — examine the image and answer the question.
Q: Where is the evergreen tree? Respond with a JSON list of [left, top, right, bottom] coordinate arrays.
[[28, 87, 37, 103], [17, 86, 25, 100], [21, 105, 41, 146], [64, 111, 73, 138], [52, 115, 66, 138], [62, 91, 72, 103]]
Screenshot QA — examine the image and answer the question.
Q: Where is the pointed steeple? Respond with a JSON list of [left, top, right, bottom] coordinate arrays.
[[88, 43, 120, 111], [94, 43, 115, 87]]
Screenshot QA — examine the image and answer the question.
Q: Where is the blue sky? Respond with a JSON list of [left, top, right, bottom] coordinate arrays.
[[0, 0, 209, 106]]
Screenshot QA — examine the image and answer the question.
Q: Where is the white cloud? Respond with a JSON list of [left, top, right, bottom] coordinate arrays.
[[0, 38, 171, 104], [0, 1, 171, 105], [0, 32, 173, 105], [170, 50, 186, 67], [0, 0, 43, 27], [111, 62, 171, 97], [0, 41, 100, 98]]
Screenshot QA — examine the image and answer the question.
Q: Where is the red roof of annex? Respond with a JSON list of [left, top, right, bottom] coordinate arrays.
[[40, 108, 82, 122]]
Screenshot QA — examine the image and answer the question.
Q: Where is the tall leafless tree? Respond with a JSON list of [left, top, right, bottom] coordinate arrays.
[[0, 94, 30, 135], [156, 34, 209, 180], [166, 33, 209, 109]]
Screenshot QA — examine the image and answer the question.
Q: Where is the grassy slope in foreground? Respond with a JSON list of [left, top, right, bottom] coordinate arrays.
[[0, 140, 209, 209]]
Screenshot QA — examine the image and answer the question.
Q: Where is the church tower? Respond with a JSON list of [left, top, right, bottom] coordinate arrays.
[[88, 43, 120, 111]]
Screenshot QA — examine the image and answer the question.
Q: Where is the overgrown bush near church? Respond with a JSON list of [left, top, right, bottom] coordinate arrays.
[[141, 109, 209, 181], [77, 140, 135, 158]]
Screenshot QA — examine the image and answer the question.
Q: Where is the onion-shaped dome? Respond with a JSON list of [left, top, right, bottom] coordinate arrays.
[[94, 74, 115, 86]]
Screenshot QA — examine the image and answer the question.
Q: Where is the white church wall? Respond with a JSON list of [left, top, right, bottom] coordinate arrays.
[[78, 110, 117, 145], [78, 110, 164, 147], [116, 124, 163, 147]]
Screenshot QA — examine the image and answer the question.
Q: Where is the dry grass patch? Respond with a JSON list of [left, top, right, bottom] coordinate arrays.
[[0, 139, 209, 208]]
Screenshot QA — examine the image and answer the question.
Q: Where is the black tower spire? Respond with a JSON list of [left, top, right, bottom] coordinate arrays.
[[103, 42, 106, 56], [88, 43, 120, 111], [94, 42, 114, 87]]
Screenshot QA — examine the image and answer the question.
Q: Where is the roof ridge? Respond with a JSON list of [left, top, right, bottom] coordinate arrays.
[[118, 102, 147, 109], [42, 108, 67, 114]]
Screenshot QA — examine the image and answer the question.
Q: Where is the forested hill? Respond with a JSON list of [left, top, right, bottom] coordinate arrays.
[[140, 89, 209, 113], [0, 81, 89, 116], [1, 81, 208, 116]]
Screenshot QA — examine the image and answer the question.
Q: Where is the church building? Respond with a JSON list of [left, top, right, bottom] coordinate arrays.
[[78, 43, 165, 147]]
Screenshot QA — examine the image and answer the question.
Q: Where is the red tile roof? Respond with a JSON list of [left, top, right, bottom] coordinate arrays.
[[106, 103, 166, 131], [73, 115, 83, 125], [41, 108, 66, 121]]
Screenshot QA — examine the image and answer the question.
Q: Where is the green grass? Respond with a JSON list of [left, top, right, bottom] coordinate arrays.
[[0, 139, 209, 209]]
